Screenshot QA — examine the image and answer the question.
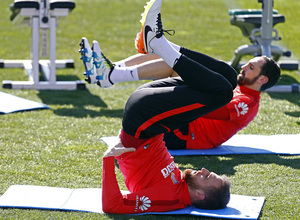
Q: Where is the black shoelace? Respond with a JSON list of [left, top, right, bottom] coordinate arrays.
[[155, 13, 175, 38]]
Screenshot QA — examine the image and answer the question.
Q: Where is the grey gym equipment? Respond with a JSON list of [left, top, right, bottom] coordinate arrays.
[[1, 0, 85, 90]]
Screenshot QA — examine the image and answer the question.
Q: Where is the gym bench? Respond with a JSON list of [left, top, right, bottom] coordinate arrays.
[[1, 0, 85, 90], [228, 0, 298, 71]]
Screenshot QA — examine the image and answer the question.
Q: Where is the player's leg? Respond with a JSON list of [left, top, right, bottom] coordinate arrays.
[[114, 53, 160, 67], [122, 0, 234, 142], [122, 75, 232, 141], [179, 47, 237, 89], [80, 40, 177, 86]]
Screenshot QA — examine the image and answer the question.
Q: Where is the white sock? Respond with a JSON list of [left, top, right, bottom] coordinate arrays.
[[110, 66, 139, 83], [114, 60, 126, 67], [167, 40, 181, 52], [150, 36, 181, 68]]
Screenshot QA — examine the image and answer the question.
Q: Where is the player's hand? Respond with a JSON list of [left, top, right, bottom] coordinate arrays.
[[103, 141, 136, 158]]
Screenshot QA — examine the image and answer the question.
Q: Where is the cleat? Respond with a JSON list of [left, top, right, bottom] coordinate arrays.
[[79, 37, 97, 84], [92, 40, 114, 88], [135, 0, 162, 54], [135, 0, 175, 54]]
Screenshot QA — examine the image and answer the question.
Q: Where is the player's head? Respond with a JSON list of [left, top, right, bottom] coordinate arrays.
[[238, 56, 281, 91], [183, 168, 231, 209], [258, 56, 281, 91]]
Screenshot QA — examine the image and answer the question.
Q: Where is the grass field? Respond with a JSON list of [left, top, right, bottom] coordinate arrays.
[[0, 0, 299, 219]]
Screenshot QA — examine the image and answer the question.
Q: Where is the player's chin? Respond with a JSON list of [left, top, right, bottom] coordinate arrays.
[[182, 169, 193, 179]]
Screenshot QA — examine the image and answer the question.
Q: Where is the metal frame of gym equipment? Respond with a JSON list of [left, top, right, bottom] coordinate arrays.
[[229, 0, 299, 72], [1, 0, 85, 90]]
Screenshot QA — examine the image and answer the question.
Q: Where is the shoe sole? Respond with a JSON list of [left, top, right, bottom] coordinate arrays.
[[92, 40, 114, 88], [92, 40, 103, 81], [79, 37, 94, 83]]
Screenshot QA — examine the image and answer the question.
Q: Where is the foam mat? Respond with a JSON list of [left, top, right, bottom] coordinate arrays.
[[0, 91, 50, 114], [0, 185, 265, 219], [101, 134, 300, 156]]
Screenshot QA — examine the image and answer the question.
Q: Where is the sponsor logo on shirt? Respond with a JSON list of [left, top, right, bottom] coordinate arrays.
[[135, 195, 152, 212], [171, 172, 179, 184], [139, 196, 151, 211], [234, 102, 249, 117], [161, 161, 176, 178]]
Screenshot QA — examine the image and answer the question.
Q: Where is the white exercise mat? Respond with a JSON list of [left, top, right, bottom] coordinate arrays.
[[0, 91, 50, 114], [101, 134, 300, 156], [0, 185, 265, 219]]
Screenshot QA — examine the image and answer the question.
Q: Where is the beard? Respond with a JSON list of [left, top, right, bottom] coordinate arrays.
[[182, 169, 199, 189], [238, 71, 260, 86]]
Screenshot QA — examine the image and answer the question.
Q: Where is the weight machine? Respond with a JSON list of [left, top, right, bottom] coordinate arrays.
[[229, 0, 298, 71], [1, 0, 85, 90]]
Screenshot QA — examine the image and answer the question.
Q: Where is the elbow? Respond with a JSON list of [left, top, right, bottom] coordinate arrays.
[[102, 202, 116, 214], [102, 197, 123, 214], [102, 206, 112, 214], [102, 194, 112, 213]]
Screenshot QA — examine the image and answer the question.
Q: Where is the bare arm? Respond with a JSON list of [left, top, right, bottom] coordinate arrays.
[[103, 140, 136, 158]]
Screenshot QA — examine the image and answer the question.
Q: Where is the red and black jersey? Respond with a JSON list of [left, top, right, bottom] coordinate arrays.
[[186, 86, 261, 149], [102, 134, 191, 214]]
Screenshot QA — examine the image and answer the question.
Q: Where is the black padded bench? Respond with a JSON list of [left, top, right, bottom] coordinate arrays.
[[13, 0, 75, 9], [10, 0, 75, 21], [229, 9, 285, 38]]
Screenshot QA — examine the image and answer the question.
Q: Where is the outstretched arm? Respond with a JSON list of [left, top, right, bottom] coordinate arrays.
[[102, 141, 136, 213], [102, 156, 123, 213]]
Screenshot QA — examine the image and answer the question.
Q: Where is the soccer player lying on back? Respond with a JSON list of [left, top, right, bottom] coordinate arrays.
[[80, 3, 280, 151], [80, 0, 280, 214]]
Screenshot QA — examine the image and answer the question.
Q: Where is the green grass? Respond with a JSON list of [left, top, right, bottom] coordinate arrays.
[[0, 0, 299, 219]]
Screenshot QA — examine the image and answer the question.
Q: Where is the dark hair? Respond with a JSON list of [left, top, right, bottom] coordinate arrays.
[[192, 175, 231, 210], [259, 56, 281, 91]]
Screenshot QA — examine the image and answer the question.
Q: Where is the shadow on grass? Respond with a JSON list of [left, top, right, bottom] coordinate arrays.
[[267, 75, 300, 125], [174, 154, 300, 176], [267, 75, 300, 106], [38, 89, 124, 118], [276, 74, 299, 86]]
